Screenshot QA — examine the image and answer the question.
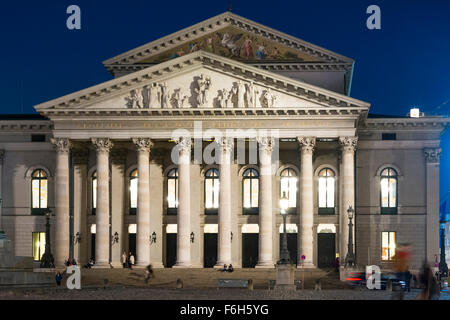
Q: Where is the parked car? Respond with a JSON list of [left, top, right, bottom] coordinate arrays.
[[345, 271, 366, 287]]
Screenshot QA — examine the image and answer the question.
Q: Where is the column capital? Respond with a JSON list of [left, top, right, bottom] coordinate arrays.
[[174, 137, 192, 154], [297, 137, 316, 154], [91, 138, 113, 153], [339, 136, 358, 152], [216, 137, 234, 153], [132, 138, 153, 153], [424, 147, 441, 163], [51, 138, 72, 153], [257, 136, 275, 152]]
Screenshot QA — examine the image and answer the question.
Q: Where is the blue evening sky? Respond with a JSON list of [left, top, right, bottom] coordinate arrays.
[[0, 0, 449, 198]]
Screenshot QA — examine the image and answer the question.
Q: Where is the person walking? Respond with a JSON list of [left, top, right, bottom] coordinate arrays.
[[145, 264, 154, 284], [417, 261, 440, 300], [129, 252, 135, 269], [55, 272, 63, 286], [122, 251, 127, 268]]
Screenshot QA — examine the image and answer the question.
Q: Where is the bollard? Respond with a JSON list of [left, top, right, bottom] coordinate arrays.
[[176, 278, 183, 289], [248, 279, 253, 291], [386, 279, 392, 292]]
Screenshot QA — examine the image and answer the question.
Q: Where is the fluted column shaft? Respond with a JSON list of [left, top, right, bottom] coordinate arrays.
[[215, 137, 233, 266], [51, 138, 72, 267], [339, 137, 357, 262], [133, 138, 153, 267], [256, 137, 274, 268], [298, 137, 316, 267], [174, 138, 191, 267], [92, 138, 113, 267]]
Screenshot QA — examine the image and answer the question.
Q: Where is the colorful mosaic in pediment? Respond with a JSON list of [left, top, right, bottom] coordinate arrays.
[[139, 26, 321, 64]]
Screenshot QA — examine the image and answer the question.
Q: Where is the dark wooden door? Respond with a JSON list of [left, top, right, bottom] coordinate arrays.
[[242, 233, 259, 268], [318, 233, 336, 268], [128, 234, 136, 259], [279, 233, 298, 266], [166, 234, 177, 268], [203, 233, 218, 268], [91, 234, 96, 261]]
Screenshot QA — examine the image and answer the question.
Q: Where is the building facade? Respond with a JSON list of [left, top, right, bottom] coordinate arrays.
[[0, 12, 448, 270]]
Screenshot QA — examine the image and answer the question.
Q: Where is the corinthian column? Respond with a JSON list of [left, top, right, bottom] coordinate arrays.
[[215, 137, 234, 267], [133, 138, 153, 267], [424, 147, 441, 263], [339, 136, 357, 263], [173, 137, 192, 267], [91, 138, 113, 267], [298, 137, 316, 267], [51, 138, 72, 267], [256, 137, 274, 268]]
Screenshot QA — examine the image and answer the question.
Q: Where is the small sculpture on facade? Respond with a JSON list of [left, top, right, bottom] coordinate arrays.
[[125, 88, 143, 109], [262, 88, 278, 108], [149, 83, 161, 108], [236, 80, 246, 108], [160, 82, 171, 108], [246, 81, 257, 108], [172, 89, 190, 109], [217, 89, 228, 108], [195, 74, 212, 107]]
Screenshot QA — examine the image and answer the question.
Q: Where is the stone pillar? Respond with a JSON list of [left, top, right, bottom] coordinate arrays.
[[51, 138, 72, 267], [133, 138, 153, 267], [91, 138, 113, 268], [339, 137, 357, 262], [72, 149, 89, 265], [110, 149, 127, 267], [256, 137, 274, 268], [298, 137, 316, 267], [424, 148, 441, 263], [173, 137, 192, 267], [215, 137, 233, 267]]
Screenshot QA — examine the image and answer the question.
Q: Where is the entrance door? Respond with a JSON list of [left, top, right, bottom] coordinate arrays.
[[317, 233, 336, 268], [166, 234, 177, 268], [128, 234, 136, 258], [279, 233, 298, 266], [242, 233, 259, 268], [90, 234, 96, 261], [203, 233, 218, 268]]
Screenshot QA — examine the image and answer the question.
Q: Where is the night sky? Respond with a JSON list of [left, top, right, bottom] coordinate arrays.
[[0, 0, 449, 197]]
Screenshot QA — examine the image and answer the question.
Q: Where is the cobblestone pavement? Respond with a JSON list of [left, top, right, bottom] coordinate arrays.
[[0, 287, 426, 300]]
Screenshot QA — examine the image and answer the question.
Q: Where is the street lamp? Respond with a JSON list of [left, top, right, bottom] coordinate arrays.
[[40, 208, 55, 268], [278, 191, 290, 265], [345, 205, 355, 267], [439, 224, 448, 278]]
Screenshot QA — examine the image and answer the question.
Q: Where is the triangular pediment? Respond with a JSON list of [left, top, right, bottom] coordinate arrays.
[[35, 51, 368, 117], [103, 12, 353, 68]]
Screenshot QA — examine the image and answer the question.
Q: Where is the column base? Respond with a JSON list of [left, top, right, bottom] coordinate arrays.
[[150, 262, 164, 269], [92, 261, 111, 269], [296, 262, 315, 269], [173, 262, 192, 268], [255, 261, 275, 268], [214, 262, 232, 269], [110, 262, 123, 268]]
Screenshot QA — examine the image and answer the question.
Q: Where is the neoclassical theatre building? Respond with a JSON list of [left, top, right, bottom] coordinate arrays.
[[1, 12, 448, 270]]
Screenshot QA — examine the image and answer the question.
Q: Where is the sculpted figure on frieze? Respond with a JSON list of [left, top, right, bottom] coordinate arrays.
[[194, 74, 212, 107], [125, 88, 142, 109], [246, 81, 258, 108], [261, 88, 278, 108], [160, 82, 171, 108], [236, 80, 246, 109], [149, 82, 161, 108], [172, 89, 190, 109]]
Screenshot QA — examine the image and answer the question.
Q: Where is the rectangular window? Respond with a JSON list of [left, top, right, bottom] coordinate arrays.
[[32, 232, 46, 261], [381, 231, 396, 261], [382, 133, 396, 140]]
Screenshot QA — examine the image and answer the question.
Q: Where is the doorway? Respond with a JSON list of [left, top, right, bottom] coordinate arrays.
[[90, 234, 96, 261], [166, 233, 177, 268], [242, 233, 259, 268], [317, 233, 336, 268], [203, 233, 218, 268], [128, 233, 136, 258]]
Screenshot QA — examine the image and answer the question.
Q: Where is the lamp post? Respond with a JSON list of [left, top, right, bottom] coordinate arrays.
[[439, 224, 448, 278], [40, 208, 55, 268], [345, 205, 355, 267], [278, 192, 290, 265]]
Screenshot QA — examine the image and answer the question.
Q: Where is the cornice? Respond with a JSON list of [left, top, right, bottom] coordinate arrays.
[[102, 12, 353, 67], [359, 117, 450, 131], [0, 120, 53, 131]]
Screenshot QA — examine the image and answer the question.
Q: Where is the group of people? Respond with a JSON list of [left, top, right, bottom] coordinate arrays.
[[64, 258, 77, 267], [219, 264, 234, 273], [121, 251, 135, 269]]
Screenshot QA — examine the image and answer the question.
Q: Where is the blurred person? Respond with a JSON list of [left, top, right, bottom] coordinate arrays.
[[122, 251, 127, 268], [145, 264, 154, 283], [129, 252, 135, 269], [227, 264, 234, 273], [417, 261, 440, 300], [55, 272, 63, 286]]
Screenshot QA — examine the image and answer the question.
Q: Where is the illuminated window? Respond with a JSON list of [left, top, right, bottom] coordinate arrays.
[[31, 169, 48, 215], [318, 168, 335, 214], [130, 169, 138, 215], [167, 168, 178, 215], [380, 168, 397, 214], [381, 231, 396, 261], [91, 171, 97, 215], [32, 232, 46, 261], [280, 168, 297, 214], [243, 168, 259, 215], [205, 168, 219, 215]]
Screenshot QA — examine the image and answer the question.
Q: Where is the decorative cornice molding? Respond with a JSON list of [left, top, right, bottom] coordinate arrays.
[[91, 138, 113, 153], [424, 147, 441, 163], [297, 137, 316, 154], [339, 136, 358, 152], [50, 138, 72, 153], [132, 138, 153, 152]]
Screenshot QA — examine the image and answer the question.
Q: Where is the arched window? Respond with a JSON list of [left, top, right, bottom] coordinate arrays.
[[31, 169, 48, 215], [167, 168, 178, 215], [318, 168, 335, 214], [91, 171, 97, 215], [205, 168, 219, 215], [280, 168, 297, 214], [380, 168, 398, 214], [130, 169, 138, 215], [243, 168, 259, 215]]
